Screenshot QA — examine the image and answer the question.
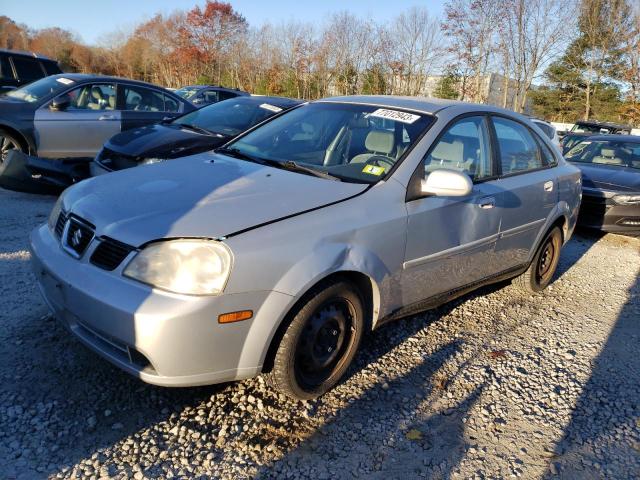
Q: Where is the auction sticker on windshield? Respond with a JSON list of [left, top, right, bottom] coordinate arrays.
[[259, 103, 282, 113], [56, 78, 75, 85], [369, 108, 420, 124]]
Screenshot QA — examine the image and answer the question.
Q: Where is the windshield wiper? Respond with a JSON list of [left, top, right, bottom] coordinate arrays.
[[216, 148, 340, 181], [175, 123, 215, 135], [275, 160, 341, 181], [215, 147, 270, 165]]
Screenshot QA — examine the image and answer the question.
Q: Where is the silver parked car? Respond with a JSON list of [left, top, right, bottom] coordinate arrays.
[[30, 96, 582, 399]]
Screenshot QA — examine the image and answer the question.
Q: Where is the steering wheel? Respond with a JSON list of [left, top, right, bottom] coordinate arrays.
[[365, 155, 395, 170]]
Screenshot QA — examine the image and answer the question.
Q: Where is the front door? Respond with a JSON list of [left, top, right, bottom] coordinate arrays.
[[34, 83, 120, 159], [402, 115, 502, 305]]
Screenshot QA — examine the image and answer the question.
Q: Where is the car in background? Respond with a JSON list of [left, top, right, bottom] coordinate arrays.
[[0, 73, 196, 193], [0, 49, 62, 93], [92, 96, 302, 174], [31, 96, 580, 399], [531, 118, 561, 150], [569, 120, 632, 135], [174, 85, 249, 106], [565, 134, 640, 236]]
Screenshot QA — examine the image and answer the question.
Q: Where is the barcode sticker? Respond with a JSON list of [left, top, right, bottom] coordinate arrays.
[[369, 108, 420, 124]]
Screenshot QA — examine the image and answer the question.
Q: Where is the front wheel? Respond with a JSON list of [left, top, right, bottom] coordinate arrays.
[[0, 129, 24, 165], [266, 280, 365, 400], [513, 226, 562, 293]]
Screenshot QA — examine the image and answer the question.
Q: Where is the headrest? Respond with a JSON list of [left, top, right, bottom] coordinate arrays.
[[431, 140, 464, 163], [365, 130, 394, 154], [349, 117, 370, 128], [108, 96, 115, 108], [600, 148, 616, 157], [91, 87, 104, 100]]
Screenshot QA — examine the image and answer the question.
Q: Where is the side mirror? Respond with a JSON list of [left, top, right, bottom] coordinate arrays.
[[50, 94, 71, 111], [421, 169, 473, 197]]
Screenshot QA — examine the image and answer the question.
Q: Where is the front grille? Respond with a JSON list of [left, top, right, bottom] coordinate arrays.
[[54, 212, 67, 238], [90, 237, 135, 270], [62, 217, 94, 257]]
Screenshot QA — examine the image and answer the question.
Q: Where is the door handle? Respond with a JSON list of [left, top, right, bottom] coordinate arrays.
[[478, 197, 496, 209], [98, 114, 115, 120], [544, 181, 554, 192]]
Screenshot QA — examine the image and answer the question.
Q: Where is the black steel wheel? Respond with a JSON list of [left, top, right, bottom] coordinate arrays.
[[514, 226, 562, 293], [266, 280, 365, 399]]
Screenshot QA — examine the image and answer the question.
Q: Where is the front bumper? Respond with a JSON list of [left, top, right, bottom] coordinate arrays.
[[30, 224, 293, 386], [0, 149, 90, 194], [578, 195, 640, 236]]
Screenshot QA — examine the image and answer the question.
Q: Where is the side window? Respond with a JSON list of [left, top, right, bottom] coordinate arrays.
[[218, 91, 237, 101], [163, 94, 180, 113], [123, 85, 166, 112], [202, 90, 220, 103], [11, 56, 44, 82], [423, 116, 492, 181], [66, 83, 116, 110], [43, 61, 61, 76], [537, 135, 557, 166], [0, 55, 13, 80], [493, 117, 544, 175]]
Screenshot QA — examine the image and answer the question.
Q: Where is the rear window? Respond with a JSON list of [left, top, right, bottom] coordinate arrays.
[[11, 56, 45, 82]]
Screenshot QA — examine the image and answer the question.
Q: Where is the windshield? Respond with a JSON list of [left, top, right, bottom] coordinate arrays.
[[565, 140, 640, 169], [6, 75, 74, 103], [227, 102, 433, 183], [174, 87, 200, 100], [174, 97, 287, 137]]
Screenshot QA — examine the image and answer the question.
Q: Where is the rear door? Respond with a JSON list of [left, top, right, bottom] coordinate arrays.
[[119, 84, 185, 131], [402, 115, 502, 303], [490, 116, 558, 270], [34, 82, 120, 159]]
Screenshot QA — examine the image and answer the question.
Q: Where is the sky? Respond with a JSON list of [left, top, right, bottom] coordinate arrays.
[[2, 0, 447, 45]]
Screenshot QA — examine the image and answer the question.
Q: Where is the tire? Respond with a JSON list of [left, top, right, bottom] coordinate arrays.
[[513, 226, 562, 293], [266, 280, 365, 400], [0, 129, 25, 165]]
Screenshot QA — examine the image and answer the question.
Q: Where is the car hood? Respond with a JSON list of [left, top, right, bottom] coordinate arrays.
[[0, 97, 35, 114], [105, 123, 228, 159], [572, 162, 640, 193], [63, 153, 367, 246]]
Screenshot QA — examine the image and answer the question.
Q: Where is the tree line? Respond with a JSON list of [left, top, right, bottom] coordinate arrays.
[[1, 0, 638, 125]]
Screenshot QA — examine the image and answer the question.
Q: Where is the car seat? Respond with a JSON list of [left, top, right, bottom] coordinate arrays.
[[425, 140, 464, 173], [592, 148, 623, 165], [350, 130, 396, 164], [87, 87, 106, 110]]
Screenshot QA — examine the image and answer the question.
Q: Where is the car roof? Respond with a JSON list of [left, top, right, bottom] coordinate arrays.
[[48, 73, 178, 91], [0, 49, 55, 61], [579, 134, 640, 143], [316, 95, 525, 117], [180, 85, 248, 93], [574, 120, 632, 130], [244, 95, 303, 107]]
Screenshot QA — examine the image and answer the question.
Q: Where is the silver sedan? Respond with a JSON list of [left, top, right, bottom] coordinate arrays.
[[30, 96, 582, 399]]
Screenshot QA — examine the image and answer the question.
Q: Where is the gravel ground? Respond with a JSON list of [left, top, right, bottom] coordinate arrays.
[[1, 188, 639, 479]]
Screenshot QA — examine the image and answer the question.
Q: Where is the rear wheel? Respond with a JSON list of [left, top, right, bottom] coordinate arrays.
[[514, 226, 562, 293], [266, 280, 365, 400]]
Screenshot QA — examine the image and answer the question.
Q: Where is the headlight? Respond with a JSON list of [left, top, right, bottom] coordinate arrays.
[[123, 239, 232, 295], [48, 196, 63, 232], [612, 194, 640, 205], [141, 158, 165, 165]]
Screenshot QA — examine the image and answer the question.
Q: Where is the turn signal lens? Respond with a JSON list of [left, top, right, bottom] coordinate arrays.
[[218, 310, 253, 324]]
